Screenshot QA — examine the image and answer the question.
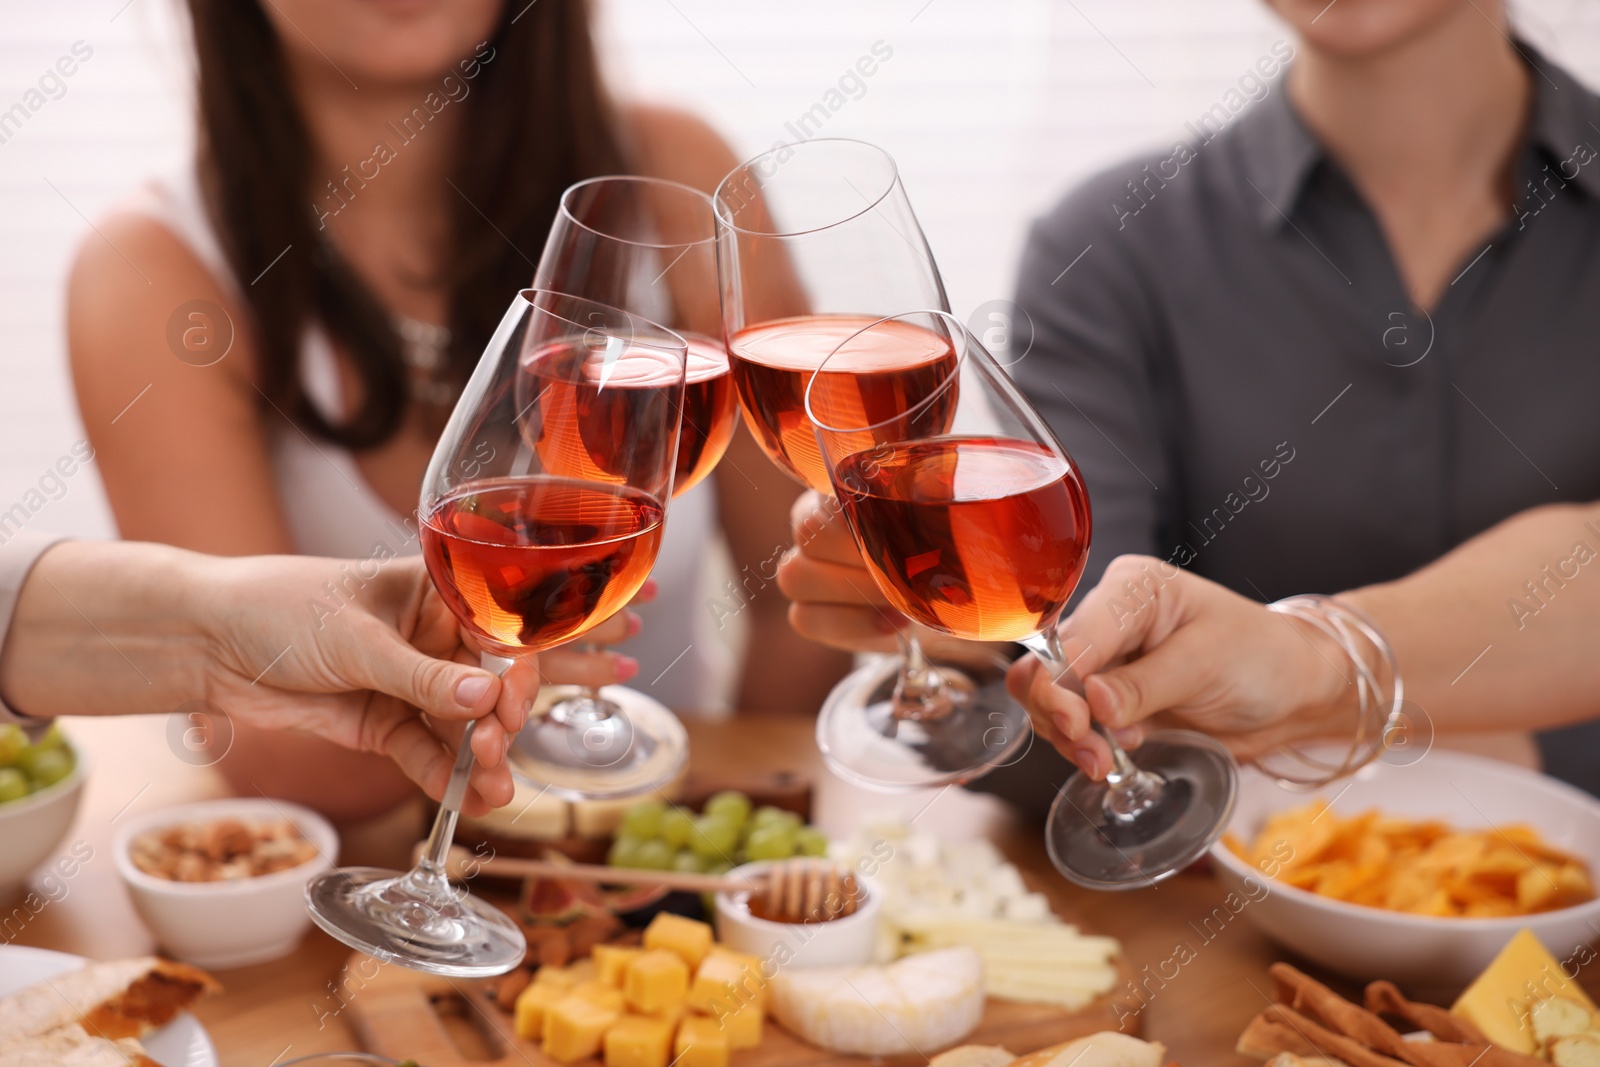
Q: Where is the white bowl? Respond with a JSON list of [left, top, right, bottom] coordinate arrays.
[[713, 861, 881, 969], [113, 798, 338, 970], [1210, 747, 1600, 988], [0, 742, 87, 898]]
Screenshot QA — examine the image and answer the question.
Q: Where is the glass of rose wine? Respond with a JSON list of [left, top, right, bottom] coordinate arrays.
[[714, 137, 1027, 789], [303, 291, 687, 973], [808, 311, 1238, 890], [508, 177, 736, 796]]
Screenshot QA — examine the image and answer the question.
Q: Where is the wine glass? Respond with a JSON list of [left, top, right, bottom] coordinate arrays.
[[304, 290, 688, 973], [511, 177, 736, 795], [714, 138, 1028, 789], [808, 311, 1238, 890]]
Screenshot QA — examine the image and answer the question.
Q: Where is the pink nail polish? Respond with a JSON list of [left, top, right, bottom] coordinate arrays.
[[614, 655, 639, 682]]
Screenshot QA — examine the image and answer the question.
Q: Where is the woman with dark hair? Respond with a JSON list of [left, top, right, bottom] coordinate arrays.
[[67, 0, 849, 820]]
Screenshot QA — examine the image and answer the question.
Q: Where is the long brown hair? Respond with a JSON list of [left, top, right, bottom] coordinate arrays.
[[185, 0, 626, 448]]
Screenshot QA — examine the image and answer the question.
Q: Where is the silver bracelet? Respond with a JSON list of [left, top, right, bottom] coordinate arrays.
[[1259, 594, 1403, 787]]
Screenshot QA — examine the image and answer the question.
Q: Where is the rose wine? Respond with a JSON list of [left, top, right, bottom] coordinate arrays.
[[518, 338, 682, 494], [674, 334, 738, 496], [421, 477, 664, 655], [729, 314, 957, 492], [834, 436, 1091, 642]]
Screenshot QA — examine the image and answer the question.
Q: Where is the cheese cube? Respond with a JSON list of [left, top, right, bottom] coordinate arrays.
[[1453, 929, 1598, 1054], [514, 982, 569, 1041], [689, 948, 767, 1015], [626, 950, 690, 1014], [595, 945, 643, 988], [644, 912, 714, 968], [604, 1013, 676, 1067], [543, 994, 622, 1063], [675, 1015, 730, 1067], [537, 965, 580, 989], [714, 1002, 763, 1049], [572, 979, 626, 1014]]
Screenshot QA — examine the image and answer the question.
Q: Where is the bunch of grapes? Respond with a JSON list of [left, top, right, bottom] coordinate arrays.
[[607, 790, 829, 873], [0, 724, 74, 805]]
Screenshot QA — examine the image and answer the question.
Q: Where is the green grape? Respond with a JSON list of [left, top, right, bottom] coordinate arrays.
[[689, 815, 739, 859], [621, 800, 666, 840], [27, 749, 72, 789], [672, 850, 708, 874], [0, 768, 29, 804], [661, 808, 695, 848], [703, 790, 751, 828], [750, 806, 801, 833], [635, 839, 676, 871], [744, 824, 797, 861], [704, 857, 735, 875], [0, 726, 24, 767], [35, 724, 66, 750], [795, 827, 830, 857], [608, 834, 647, 868]]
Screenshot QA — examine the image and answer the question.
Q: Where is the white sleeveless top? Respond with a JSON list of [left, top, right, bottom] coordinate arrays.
[[128, 168, 727, 711]]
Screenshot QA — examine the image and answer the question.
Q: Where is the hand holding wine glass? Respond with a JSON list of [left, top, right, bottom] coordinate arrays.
[[808, 311, 1238, 891], [304, 290, 687, 975]]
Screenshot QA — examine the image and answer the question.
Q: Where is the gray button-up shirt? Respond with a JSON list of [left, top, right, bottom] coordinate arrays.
[[988, 48, 1600, 811]]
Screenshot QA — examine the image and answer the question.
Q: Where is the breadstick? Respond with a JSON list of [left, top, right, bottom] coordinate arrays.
[[1260, 1005, 1415, 1067], [1363, 982, 1489, 1047]]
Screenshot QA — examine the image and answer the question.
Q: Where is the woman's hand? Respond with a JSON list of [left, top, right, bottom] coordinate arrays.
[[1006, 555, 1355, 779], [776, 491, 992, 659], [195, 553, 541, 815]]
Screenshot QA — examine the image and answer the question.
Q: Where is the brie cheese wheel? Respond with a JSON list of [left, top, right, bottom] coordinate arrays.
[[769, 946, 984, 1056]]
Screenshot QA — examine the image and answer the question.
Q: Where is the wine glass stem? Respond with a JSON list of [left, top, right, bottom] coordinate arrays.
[[550, 643, 613, 726], [891, 628, 953, 722], [1021, 628, 1164, 822], [414, 653, 512, 890]]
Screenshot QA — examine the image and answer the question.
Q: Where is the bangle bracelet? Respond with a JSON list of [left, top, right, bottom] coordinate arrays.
[[1258, 595, 1403, 788]]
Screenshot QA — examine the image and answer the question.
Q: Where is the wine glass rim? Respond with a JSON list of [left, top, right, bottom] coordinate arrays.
[[516, 288, 689, 355], [804, 309, 971, 435], [557, 174, 717, 250], [712, 137, 903, 239]]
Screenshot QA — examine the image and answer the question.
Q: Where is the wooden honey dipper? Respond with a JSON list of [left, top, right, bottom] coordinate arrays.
[[427, 845, 866, 923]]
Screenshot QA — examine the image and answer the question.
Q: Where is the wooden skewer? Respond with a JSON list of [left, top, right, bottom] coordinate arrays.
[[420, 845, 866, 924]]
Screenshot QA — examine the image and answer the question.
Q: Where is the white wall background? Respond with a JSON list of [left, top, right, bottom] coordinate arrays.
[[2, 0, 1599, 541]]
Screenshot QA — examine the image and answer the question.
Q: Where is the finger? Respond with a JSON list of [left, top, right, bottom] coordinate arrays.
[[1055, 555, 1188, 679], [787, 602, 902, 655], [777, 552, 893, 607], [379, 715, 465, 803], [575, 609, 638, 648], [539, 647, 639, 688], [631, 580, 659, 606], [467, 759, 514, 810], [792, 502, 871, 568], [1083, 629, 1219, 730], [495, 654, 541, 736], [343, 619, 503, 724]]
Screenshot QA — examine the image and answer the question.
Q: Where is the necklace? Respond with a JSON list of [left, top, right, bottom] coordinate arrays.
[[395, 315, 455, 408]]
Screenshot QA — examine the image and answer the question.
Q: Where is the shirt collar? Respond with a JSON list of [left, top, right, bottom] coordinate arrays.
[[1233, 41, 1600, 231]]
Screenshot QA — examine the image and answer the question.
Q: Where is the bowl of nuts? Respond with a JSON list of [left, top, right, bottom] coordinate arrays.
[[113, 798, 337, 969]]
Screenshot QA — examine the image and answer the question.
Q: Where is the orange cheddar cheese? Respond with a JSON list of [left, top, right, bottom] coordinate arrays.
[[625, 950, 690, 1015], [689, 948, 767, 1015], [513, 981, 568, 1041], [595, 945, 643, 989], [675, 1014, 730, 1067], [544, 994, 622, 1063], [604, 1013, 676, 1067], [644, 913, 714, 968]]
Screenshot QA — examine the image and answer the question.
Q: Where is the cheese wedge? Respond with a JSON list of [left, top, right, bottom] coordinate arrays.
[[1453, 930, 1598, 1054], [768, 946, 984, 1056]]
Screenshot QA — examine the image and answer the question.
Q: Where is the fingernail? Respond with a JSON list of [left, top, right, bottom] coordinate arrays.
[[1070, 745, 1102, 780], [1111, 726, 1141, 747], [614, 655, 639, 682], [1052, 712, 1078, 742], [640, 580, 658, 600], [455, 674, 492, 707], [503, 734, 513, 755], [626, 612, 643, 638]]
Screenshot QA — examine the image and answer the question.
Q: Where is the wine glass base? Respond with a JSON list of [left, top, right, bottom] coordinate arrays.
[[1045, 730, 1238, 891], [508, 686, 688, 800], [816, 648, 1028, 790], [304, 866, 526, 977]]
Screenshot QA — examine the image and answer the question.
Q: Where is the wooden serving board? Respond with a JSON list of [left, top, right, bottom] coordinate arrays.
[[343, 950, 1138, 1067]]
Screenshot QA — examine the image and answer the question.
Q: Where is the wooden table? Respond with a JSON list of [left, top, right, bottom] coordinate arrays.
[[14, 713, 1287, 1066]]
